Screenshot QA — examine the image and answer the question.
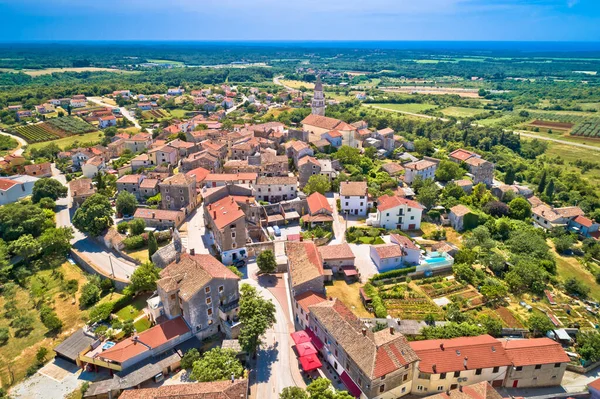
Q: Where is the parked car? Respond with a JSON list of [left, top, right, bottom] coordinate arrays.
[[233, 259, 246, 268], [273, 225, 281, 237]]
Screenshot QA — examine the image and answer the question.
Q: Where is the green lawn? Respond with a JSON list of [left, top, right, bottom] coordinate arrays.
[[26, 131, 104, 152], [115, 295, 149, 322], [555, 254, 600, 302], [358, 237, 385, 245], [440, 106, 484, 117], [169, 108, 189, 118], [134, 318, 151, 332], [367, 103, 436, 113], [540, 141, 600, 183]]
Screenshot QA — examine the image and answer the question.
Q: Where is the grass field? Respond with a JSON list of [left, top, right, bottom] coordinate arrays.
[[553, 249, 600, 302], [420, 222, 463, 246], [440, 106, 484, 117], [539, 141, 600, 183], [169, 109, 189, 118], [368, 103, 437, 113], [26, 131, 104, 152], [518, 129, 600, 148], [115, 295, 150, 322], [0, 262, 90, 386], [325, 280, 371, 318], [147, 59, 185, 66], [279, 79, 315, 90], [0, 67, 129, 76], [578, 102, 600, 111]]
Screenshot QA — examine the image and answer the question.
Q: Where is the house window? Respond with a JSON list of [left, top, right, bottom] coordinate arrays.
[[379, 385, 385, 393], [401, 387, 406, 394], [345, 202, 349, 206], [207, 308, 213, 316], [515, 366, 523, 372], [417, 386, 424, 392], [381, 375, 385, 380], [440, 373, 446, 379], [208, 319, 213, 325], [535, 365, 541, 370], [219, 286, 224, 293], [493, 367, 500, 373], [335, 349, 338, 357], [196, 325, 202, 331], [232, 232, 236, 238], [170, 294, 176, 300], [403, 374, 408, 382], [206, 297, 211, 305], [554, 363, 561, 368], [475, 369, 482, 375], [438, 386, 444, 391], [205, 287, 211, 294]]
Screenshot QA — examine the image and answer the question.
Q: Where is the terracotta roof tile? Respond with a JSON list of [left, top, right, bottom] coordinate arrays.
[[295, 291, 327, 314], [449, 149, 477, 162], [206, 195, 246, 230], [318, 243, 355, 261], [286, 241, 324, 287], [339, 181, 367, 197], [118, 379, 248, 399], [306, 192, 332, 215], [372, 244, 403, 259], [501, 338, 570, 366], [377, 194, 423, 212]]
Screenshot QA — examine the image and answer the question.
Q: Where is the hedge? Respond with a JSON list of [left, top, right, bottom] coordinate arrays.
[[363, 283, 387, 318], [371, 267, 417, 282]]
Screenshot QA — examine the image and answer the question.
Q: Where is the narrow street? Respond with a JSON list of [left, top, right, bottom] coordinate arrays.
[[52, 164, 137, 281], [180, 207, 212, 255], [245, 261, 303, 399], [328, 192, 346, 244], [88, 97, 141, 129]]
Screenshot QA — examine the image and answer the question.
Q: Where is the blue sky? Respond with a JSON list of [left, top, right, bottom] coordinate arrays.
[[0, 0, 598, 41]]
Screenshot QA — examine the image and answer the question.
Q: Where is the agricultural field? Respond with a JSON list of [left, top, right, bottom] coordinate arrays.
[[525, 111, 600, 125], [526, 119, 574, 130], [279, 79, 315, 90], [571, 121, 600, 138], [168, 108, 189, 118], [440, 106, 484, 117], [0, 67, 129, 76], [378, 281, 445, 321], [15, 124, 59, 143], [46, 117, 96, 135], [27, 131, 104, 152], [142, 109, 171, 120], [367, 103, 437, 114]]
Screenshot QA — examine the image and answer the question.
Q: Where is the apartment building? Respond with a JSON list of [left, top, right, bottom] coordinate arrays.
[[404, 159, 438, 185], [367, 194, 424, 231], [204, 196, 248, 264]]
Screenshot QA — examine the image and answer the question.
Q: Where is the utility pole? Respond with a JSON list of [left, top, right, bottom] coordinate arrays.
[[108, 255, 115, 278]]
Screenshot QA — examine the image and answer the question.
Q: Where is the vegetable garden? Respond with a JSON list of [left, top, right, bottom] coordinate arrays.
[[46, 117, 96, 135]]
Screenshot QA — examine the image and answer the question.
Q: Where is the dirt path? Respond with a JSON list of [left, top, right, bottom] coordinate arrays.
[[515, 130, 600, 152], [0, 129, 27, 158]]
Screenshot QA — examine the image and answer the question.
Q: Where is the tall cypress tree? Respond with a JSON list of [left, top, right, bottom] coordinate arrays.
[[537, 170, 547, 194]]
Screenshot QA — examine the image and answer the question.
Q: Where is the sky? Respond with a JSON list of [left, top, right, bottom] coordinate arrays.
[[0, 0, 599, 42]]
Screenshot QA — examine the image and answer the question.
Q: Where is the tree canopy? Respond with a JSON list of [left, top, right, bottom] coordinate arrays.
[[238, 283, 276, 353], [72, 194, 114, 237]]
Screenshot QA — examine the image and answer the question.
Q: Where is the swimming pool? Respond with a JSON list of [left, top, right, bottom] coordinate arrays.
[[425, 257, 448, 264]]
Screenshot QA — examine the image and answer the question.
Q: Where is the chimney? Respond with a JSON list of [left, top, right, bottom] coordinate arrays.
[[190, 248, 195, 256], [362, 327, 367, 336], [459, 385, 463, 392], [213, 211, 217, 219], [389, 326, 395, 335], [463, 357, 468, 369], [299, 235, 303, 242], [152, 212, 156, 219], [446, 390, 450, 396], [440, 343, 444, 350], [231, 373, 235, 383], [432, 364, 437, 373]]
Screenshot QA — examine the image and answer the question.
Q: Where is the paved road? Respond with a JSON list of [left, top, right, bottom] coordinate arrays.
[[181, 207, 212, 255], [225, 94, 248, 115], [52, 165, 137, 281], [245, 261, 298, 399], [273, 75, 295, 91], [516, 130, 600, 151], [328, 193, 346, 244], [0, 129, 27, 158], [88, 97, 141, 129]]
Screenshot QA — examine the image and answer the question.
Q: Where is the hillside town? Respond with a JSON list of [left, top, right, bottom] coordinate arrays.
[[1, 70, 600, 399]]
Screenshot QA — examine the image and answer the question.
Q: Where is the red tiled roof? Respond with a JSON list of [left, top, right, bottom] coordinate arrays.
[[318, 243, 355, 261], [306, 192, 332, 215], [286, 241, 324, 287], [426, 381, 502, 399], [139, 178, 158, 189], [100, 317, 189, 363], [405, 159, 437, 171], [449, 149, 476, 162], [117, 174, 143, 184], [589, 378, 600, 391], [409, 335, 511, 374], [372, 244, 403, 259], [326, 130, 343, 138], [134, 208, 183, 221], [0, 178, 17, 191], [377, 194, 424, 212], [502, 338, 570, 366], [206, 196, 246, 230], [573, 215, 594, 228], [450, 204, 472, 217], [185, 167, 210, 183], [340, 181, 367, 197], [295, 291, 327, 313], [390, 234, 419, 251], [119, 379, 248, 399]]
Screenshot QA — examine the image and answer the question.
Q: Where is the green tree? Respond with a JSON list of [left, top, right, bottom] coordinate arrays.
[[576, 331, 600, 362], [414, 139, 434, 156], [36, 347, 48, 365], [477, 314, 503, 337], [80, 282, 102, 307], [564, 277, 590, 299], [480, 281, 508, 303], [38, 197, 56, 210], [238, 284, 276, 354], [115, 191, 138, 216], [128, 218, 146, 235], [554, 235, 575, 254], [8, 234, 42, 260], [302, 175, 331, 195], [189, 347, 244, 382], [527, 313, 554, 337], [88, 302, 114, 323], [280, 386, 308, 399], [38, 227, 73, 257], [333, 145, 361, 165], [31, 178, 67, 203], [537, 170, 547, 194], [126, 262, 160, 294], [122, 320, 134, 336], [435, 160, 464, 182], [0, 327, 8, 346], [11, 314, 34, 337], [256, 250, 277, 274], [72, 194, 114, 237], [40, 305, 63, 332], [504, 167, 516, 185], [180, 348, 200, 370], [508, 197, 532, 220], [545, 179, 555, 200], [416, 180, 439, 209], [147, 231, 158, 257]]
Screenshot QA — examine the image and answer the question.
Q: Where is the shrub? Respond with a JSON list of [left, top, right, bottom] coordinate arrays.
[[40, 305, 63, 332], [89, 302, 115, 323], [129, 219, 146, 235], [370, 267, 417, 282], [117, 222, 129, 234], [0, 327, 9, 345], [80, 282, 102, 307], [123, 235, 145, 250]]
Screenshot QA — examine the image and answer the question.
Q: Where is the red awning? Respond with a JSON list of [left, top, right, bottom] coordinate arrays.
[[298, 353, 322, 372], [305, 328, 324, 350], [290, 330, 311, 346], [295, 342, 317, 357], [342, 267, 358, 276], [340, 371, 362, 398]]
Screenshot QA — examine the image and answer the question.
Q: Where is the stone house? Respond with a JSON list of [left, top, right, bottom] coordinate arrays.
[[254, 176, 298, 203], [116, 174, 146, 199], [301, 192, 334, 227], [155, 253, 241, 340], [403, 159, 437, 184], [69, 178, 96, 208], [317, 243, 355, 273], [181, 150, 220, 173], [134, 208, 185, 229], [449, 204, 475, 232], [204, 196, 248, 264], [160, 174, 198, 215]]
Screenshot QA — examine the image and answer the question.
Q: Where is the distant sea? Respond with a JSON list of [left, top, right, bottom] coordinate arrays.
[[6, 40, 600, 55]]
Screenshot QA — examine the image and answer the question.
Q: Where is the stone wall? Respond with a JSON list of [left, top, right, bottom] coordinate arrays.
[[69, 249, 129, 291]]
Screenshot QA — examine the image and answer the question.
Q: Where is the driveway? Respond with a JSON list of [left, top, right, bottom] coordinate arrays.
[[347, 243, 379, 282], [180, 207, 213, 255], [9, 358, 104, 399]]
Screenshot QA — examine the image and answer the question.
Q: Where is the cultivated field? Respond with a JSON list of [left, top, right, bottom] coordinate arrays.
[[0, 67, 128, 76], [440, 106, 484, 117], [383, 86, 480, 98], [368, 103, 437, 113]]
